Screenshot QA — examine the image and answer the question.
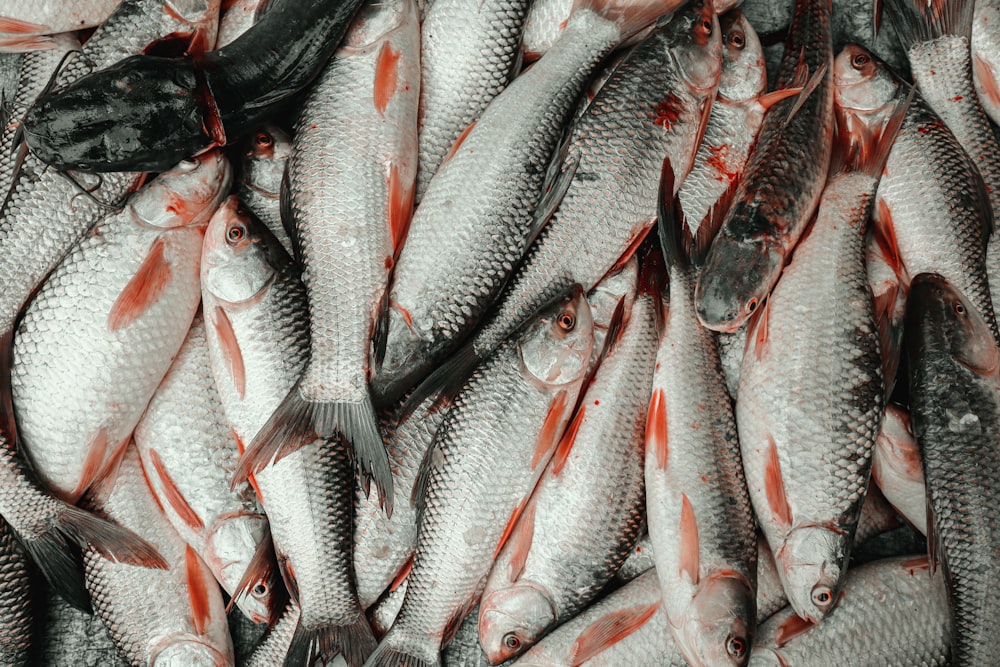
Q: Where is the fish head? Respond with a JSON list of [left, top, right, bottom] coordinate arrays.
[[717, 10, 766, 104], [666, 0, 723, 97], [833, 45, 903, 148], [202, 196, 289, 305], [151, 636, 230, 667], [676, 572, 754, 667], [906, 273, 1000, 377], [204, 513, 280, 625], [24, 56, 211, 172], [695, 219, 782, 332], [130, 150, 231, 230], [775, 526, 848, 624], [241, 125, 291, 197], [342, 0, 417, 49], [519, 285, 594, 387], [478, 583, 557, 662]]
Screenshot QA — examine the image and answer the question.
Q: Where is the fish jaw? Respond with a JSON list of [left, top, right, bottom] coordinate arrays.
[[774, 525, 848, 624], [696, 224, 783, 332], [674, 572, 754, 667], [478, 583, 557, 662]]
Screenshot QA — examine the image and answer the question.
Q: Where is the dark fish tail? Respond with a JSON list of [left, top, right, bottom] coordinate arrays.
[[285, 612, 376, 667]]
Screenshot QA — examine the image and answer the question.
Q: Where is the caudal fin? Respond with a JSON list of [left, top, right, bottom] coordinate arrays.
[[284, 612, 377, 667], [365, 626, 440, 667], [237, 385, 394, 516], [886, 0, 974, 47]]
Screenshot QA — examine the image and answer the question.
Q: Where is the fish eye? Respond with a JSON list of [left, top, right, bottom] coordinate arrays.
[[557, 312, 576, 331], [227, 223, 247, 244], [502, 633, 521, 651], [700, 17, 713, 35], [178, 158, 199, 171], [745, 297, 758, 314], [728, 31, 745, 48], [852, 52, 870, 70], [811, 585, 833, 607], [726, 635, 748, 659], [254, 132, 273, 147], [251, 582, 268, 599], [955, 303, 966, 315]]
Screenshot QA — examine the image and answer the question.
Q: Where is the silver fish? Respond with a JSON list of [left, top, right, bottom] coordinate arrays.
[[236, 124, 293, 256], [871, 404, 927, 535], [0, 518, 32, 666], [972, 0, 1000, 124]]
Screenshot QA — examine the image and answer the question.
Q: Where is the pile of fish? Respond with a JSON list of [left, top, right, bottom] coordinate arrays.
[[0, 0, 997, 664]]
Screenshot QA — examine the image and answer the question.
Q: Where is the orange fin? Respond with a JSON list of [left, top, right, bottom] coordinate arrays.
[[749, 296, 771, 362], [148, 448, 204, 530], [873, 199, 906, 279], [507, 502, 536, 582], [774, 613, 813, 647], [440, 121, 476, 166], [108, 237, 172, 332], [211, 306, 246, 398], [678, 494, 700, 585], [551, 406, 586, 476], [72, 427, 109, 500], [0, 35, 55, 51], [373, 42, 401, 116], [532, 391, 569, 470], [901, 555, 931, 574], [495, 500, 528, 560], [765, 436, 793, 528], [0, 17, 48, 34], [757, 87, 802, 110], [974, 55, 1000, 111], [389, 554, 413, 592], [568, 601, 661, 667], [185, 546, 212, 636], [386, 162, 413, 256], [646, 388, 668, 469]]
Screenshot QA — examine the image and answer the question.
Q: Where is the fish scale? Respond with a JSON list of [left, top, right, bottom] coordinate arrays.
[[0, 518, 31, 666], [972, 0, 1000, 124]]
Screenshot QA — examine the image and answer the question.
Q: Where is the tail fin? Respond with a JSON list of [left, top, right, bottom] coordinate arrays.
[[284, 612, 377, 667], [237, 387, 394, 516], [885, 0, 974, 47], [365, 626, 440, 667]]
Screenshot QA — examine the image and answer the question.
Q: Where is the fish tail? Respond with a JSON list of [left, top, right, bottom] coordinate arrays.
[[284, 613, 377, 667], [235, 384, 395, 516], [365, 627, 440, 667], [886, 0, 974, 47]]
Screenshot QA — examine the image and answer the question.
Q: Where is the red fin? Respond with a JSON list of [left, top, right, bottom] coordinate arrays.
[[678, 494, 700, 585], [551, 406, 586, 476], [602, 223, 655, 281], [139, 454, 167, 515], [568, 601, 661, 666], [107, 237, 172, 332], [374, 42, 401, 116], [507, 503, 536, 582], [440, 121, 476, 165], [765, 436, 793, 528], [646, 388, 668, 469], [749, 296, 771, 361], [901, 555, 931, 574], [72, 428, 109, 500], [975, 55, 1000, 111], [0, 17, 48, 34], [0, 35, 55, 51], [495, 501, 528, 560], [874, 199, 905, 279], [442, 596, 480, 646], [185, 545, 212, 635], [211, 306, 246, 398], [386, 163, 413, 256], [149, 449, 204, 530], [389, 555, 413, 592], [757, 87, 802, 110], [774, 614, 814, 647], [532, 391, 569, 470]]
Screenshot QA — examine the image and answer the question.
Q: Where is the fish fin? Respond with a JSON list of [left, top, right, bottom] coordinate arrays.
[[372, 286, 392, 372], [237, 388, 394, 516], [374, 42, 401, 117], [210, 305, 246, 398], [757, 88, 804, 110], [656, 157, 690, 271], [71, 427, 109, 500], [386, 162, 413, 258], [747, 295, 771, 361], [886, 0, 975, 46], [399, 341, 482, 421], [572, 0, 676, 42], [678, 494, 700, 585], [874, 0, 884, 38], [528, 127, 580, 248], [926, 500, 941, 575], [781, 61, 829, 129], [495, 500, 529, 561], [440, 121, 476, 166], [532, 391, 570, 470], [600, 222, 656, 283], [0, 17, 48, 34], [764, 435, 793, 528], [227, 523, 286, 626], [638, 236, 668, 331], [837, 86, 913, 177], [568, 602, 661, 666], [284, 613, 377, 667], [107, 236, 172, 332], [873, 199, 907, 279], [389, 554, 413, 593], [185, 545, 212, 635], [410, 436, 439, 515], [442, 596, 480, 646], [0, 35, 55, 52], [507, 503, 536, 582], [364, 634, 439, 667], [551, 405, 586, 476], [646, 388, 668, 469], [186, 23, 214, 56], [147, 448, 204, 530], [0, 330, 15, 449], [280, 166, 302, 265], [774, 613, 814, 647], [872, 282, 903, 392], [974, 55, 1000, 112]]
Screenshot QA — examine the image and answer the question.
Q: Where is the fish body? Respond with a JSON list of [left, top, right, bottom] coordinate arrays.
[[905, 272, 1000, 667], [871, 404, 927, 535], [0, 0, 123, 39], [236, 124, 293, 256], [0, 518, 32, 666], [217, 0, 271, 48], [696, 0, 834, 332], [12, 152, 230, 501]]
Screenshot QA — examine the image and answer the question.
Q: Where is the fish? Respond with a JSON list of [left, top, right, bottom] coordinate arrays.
[[246, 602, 300, 667], [478, 254, 654, 662], [833, 44, 998, 342], [408, 0, 722, 411], [236, 124, 293, 256], [904, 272, 1000, 666], [366, 287, 594, 667], [750, 556, 950, 666], [871, 403, 927, 535], [11, 151, 230, 502], [865, 225, 907, 401], [0, 518, 33, 666], [648, 166, 757, 666], [217, 0, 272, 48], [240, 0, 423, 509], [0, 0, 122, 50], [695, 0, 834, 332], [133, 313, 283, 625], [374, 0, 671, 405], [82, 445, 234, 666], [201, 197, 376, 666], [972, 0, 1000, 125], [735, 92, 908, 623]]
